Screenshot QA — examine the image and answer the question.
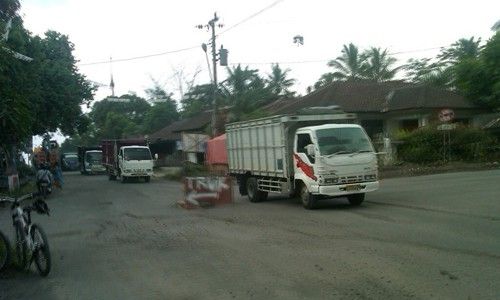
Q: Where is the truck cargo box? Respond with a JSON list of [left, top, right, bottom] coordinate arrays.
[[226, 112, 356, 179]]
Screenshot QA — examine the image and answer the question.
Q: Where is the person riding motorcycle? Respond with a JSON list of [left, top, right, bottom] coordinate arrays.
[[36, 163, 53, 194]]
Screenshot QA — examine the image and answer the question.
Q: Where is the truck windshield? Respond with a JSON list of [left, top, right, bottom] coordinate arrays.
[[316, 127, 373, 156], [86, 152, 102, 164], [124, 148, 151, 161], [65, 155, 78, 162]]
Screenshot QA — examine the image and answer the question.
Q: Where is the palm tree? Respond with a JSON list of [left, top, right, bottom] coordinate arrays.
[[313, 73, 337, 90], [362, 47, 400, 82], [222, 65, 260, 97], [438, 37, 482, 64], [222, 65, 272, 118], [266, 64, 296, 97], [327, 43, 367, 80]]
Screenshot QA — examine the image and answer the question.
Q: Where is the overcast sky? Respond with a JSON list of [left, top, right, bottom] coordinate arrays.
[[21, 0, 499, 103]]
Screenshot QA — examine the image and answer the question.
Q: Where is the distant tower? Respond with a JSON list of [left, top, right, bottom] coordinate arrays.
[[110, 74, 115, 97], [109, 57, 115, 96]]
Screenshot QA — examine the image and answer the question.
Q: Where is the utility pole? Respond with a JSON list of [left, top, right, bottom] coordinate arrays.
[[197, 13, 223, 137]]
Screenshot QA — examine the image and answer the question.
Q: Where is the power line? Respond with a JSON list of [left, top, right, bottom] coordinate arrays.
[[78, 45, 200, 66], [77, 1, 285, 67], [388, 46, 443, 55], [217, 0, 285, 36], [230, 46, 445, 66]]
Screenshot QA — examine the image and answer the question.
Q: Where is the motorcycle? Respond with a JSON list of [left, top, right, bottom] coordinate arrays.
[[37, 180, 52, 199]]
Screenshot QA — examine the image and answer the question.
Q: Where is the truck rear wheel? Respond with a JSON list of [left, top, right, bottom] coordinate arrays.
[[238, 177, 248, 196], [300, 184, 317, 209], [246, 178, 267, 203], [347, 193, 365, 206], [121, 175, 127, 183]]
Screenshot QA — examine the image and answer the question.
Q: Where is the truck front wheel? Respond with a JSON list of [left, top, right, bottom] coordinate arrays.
[[246, 178, 267, 203], [300, 184, 317, 210], [347, 193, 365, 206]]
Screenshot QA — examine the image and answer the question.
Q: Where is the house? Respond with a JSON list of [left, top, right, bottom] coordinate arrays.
[[265, 80, 487, 140], [148, 110, 222, 166]]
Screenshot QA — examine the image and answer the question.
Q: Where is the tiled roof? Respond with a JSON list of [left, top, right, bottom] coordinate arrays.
[[266, 80, 474, 114]]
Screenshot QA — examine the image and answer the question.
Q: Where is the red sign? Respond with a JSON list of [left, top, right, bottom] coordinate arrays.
[[181, 176, 233, 209], [439, 109, 455, 122]]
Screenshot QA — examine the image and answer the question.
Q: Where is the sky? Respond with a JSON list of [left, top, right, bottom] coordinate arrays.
[[20, 0, 499, 145]]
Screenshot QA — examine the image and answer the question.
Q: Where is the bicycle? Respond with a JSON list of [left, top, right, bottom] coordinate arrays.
[[0, 193, 51, 277], [0, 229, 10, 271]]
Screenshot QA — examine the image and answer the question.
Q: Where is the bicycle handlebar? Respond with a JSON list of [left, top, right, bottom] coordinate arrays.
[[0, 193, 34, 204]]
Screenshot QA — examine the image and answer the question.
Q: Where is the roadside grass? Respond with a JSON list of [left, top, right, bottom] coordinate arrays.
[[0, 181, 37, 198]]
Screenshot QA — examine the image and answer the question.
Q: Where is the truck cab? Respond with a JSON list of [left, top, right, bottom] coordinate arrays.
[[294, 124, 379, 208], [117, 146, 154, 182], [82, 150, 105, 175]]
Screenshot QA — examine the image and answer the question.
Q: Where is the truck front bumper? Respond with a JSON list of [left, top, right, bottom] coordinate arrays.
[[311, 181, 379, 196], [122, 172, 154, 177]]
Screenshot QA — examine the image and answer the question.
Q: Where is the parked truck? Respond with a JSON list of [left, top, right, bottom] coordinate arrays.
[[61, 152, 79, 171], [101, 139, 154, 183], [78, 146, 105, 175], [226, 107, 379, 209]]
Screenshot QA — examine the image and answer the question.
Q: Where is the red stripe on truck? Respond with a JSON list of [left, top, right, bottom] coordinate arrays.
[[293, 153, 317, 181]]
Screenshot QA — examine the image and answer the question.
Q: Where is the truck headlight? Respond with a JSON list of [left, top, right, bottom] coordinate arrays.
[[323, 177, 338, 185], [364, 174, 377, 181]]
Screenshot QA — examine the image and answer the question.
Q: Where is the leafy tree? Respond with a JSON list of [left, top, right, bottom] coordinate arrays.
[[60, 123, 99, 153], [493, 20, 500, 32], [145, 82, 173, 104], [142, 84, 179, 134], [455, 32, 500, 110], [1, 12, 93, 175], [90, 94, 150, 130], [326, 43, 367, 81], [99, 112, 138, 139], [266, 64, 296, 97], [0, 0, 20, 21], [30, 31, 95, 135], [362, 47, 400, 82], [142, 102, 179, 134], [181, 83, 214, 117]]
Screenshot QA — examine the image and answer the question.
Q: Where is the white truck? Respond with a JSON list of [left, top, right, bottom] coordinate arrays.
[[78, 147, 105, 175], [226, 108, 379, 209], [101, 139, 154, 183]]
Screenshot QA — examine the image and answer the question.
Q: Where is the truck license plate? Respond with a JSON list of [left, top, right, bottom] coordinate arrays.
[[345, 184, 361, 191]]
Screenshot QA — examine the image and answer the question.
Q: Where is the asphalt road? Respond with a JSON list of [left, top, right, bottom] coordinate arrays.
[[1, 170, 499, 299]]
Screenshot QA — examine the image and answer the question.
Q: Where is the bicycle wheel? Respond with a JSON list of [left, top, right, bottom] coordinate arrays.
[[0, 230, 10, 271], [31, 224, 51, 277], [15, 223, 28, 269]]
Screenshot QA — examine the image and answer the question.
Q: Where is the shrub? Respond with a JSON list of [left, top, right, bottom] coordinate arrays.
[[397, 125, 498, 164]]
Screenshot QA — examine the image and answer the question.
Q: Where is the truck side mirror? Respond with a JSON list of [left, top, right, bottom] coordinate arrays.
[[305, 144, 315, 157], [154, 153, 158, 160]]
